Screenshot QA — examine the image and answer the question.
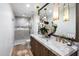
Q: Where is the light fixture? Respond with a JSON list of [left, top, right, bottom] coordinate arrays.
[[63, 3, 70, 21], [44, 8, 47, 20], [53, 3, 59, 21], [26, 4, 30, 8], [36, 6, 40, 9], [36, 5, 40, 15]]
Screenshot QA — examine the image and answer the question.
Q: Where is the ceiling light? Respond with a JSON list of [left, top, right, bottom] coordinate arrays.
[[26, 4, 30, 8]]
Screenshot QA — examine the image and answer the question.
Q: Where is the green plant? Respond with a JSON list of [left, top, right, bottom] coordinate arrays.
[[40, 27, 48, 35], [53, 25, 57, 33]]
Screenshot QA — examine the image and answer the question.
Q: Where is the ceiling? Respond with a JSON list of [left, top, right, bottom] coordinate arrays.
[[10, 3, 45, 17]]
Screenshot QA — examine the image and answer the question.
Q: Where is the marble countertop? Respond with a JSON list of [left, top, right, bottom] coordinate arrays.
[[31, 34, 78, 56]]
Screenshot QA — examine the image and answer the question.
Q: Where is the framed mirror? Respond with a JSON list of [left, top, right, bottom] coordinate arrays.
[[39, 3, 76, 40]]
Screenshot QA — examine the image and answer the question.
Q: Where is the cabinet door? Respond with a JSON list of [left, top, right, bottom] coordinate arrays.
[[30, 37, 35, 55], [34, 39, 41, 56], [40, 43, 49, 56], [34, 39, 49, 56], [30, 36, 42, 56]]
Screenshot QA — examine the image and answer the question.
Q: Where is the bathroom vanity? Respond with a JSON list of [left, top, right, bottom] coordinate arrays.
[[30, 34, 78, 56]]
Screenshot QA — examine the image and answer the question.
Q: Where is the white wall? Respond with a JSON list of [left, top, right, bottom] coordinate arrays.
[[31, 14, 40, 34], [0, 3, 14, 56], [15, 17, 29, 27]]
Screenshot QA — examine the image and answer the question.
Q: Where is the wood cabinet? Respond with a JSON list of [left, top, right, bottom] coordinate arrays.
[[30, 36, 56, 56]]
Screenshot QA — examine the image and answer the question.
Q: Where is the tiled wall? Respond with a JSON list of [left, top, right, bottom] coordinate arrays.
[[14, 30, 30, 40]]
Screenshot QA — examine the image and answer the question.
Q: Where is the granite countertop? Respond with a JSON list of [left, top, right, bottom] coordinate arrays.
[[31, 34, 78, 56]]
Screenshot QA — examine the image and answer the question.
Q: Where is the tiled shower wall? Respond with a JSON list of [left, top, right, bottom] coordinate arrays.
[[15, 30, 30, 40], [14, 17, 30, 41]]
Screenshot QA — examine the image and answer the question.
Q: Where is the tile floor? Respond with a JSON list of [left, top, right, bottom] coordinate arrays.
[[12, 43, 33, 56]]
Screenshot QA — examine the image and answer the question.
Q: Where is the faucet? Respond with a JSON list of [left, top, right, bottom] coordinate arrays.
[[56, 37, 68, 44], [67, 40, 74, 46]]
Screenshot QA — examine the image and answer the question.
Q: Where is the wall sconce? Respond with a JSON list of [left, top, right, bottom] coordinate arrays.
[[63, 3, 70, 21], [43, 8, 48, 21], [36, 6, 40, 15], [53, 3, 59, 21]]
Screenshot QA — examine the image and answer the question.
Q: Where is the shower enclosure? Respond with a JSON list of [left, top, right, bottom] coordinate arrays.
[[14, 17, 31, 45]]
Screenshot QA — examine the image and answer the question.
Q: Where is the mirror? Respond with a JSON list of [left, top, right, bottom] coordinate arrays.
[[39, 3, 76, 39]]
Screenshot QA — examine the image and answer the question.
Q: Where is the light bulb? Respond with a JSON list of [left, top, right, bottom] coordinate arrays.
[[26, 4, 30, 8]]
